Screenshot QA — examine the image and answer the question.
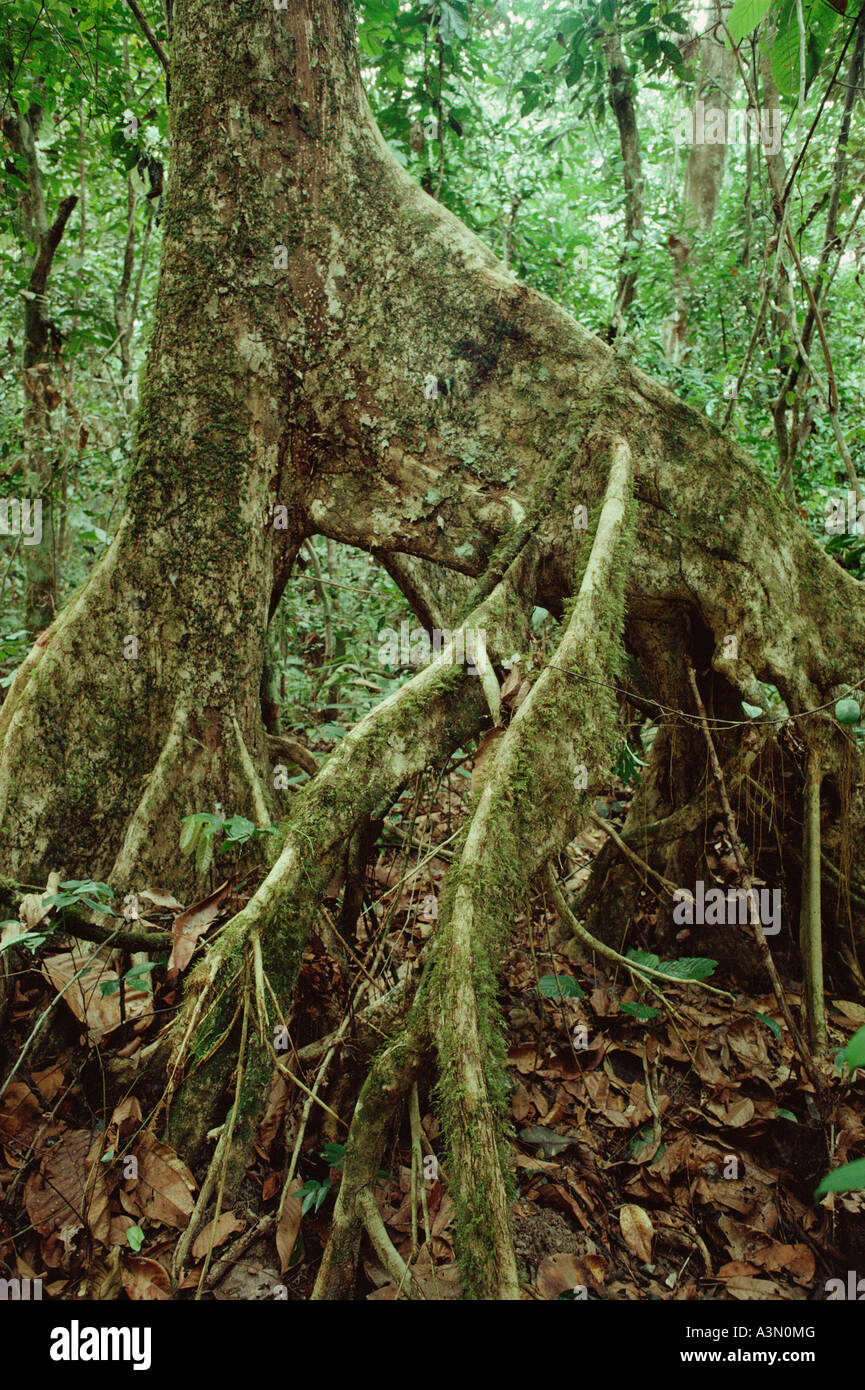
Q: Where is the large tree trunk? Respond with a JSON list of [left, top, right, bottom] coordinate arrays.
[[2, 0, 865, 1299]]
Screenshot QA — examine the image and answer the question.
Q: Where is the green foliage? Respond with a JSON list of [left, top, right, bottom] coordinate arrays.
[[816, 1158, 865, 1198], [620, 949, 717, 1021], [727, 0, 775, 42], [292, 1175, 335, 1216], [836, 1023, 865, 1075], [537, 972, 585, 998], [126, 1224, 145, 1252], [179, 812, 279, 875], [620, 1000, 661, 1019], [41, 879, 117, 915], [613, 739, 645, 786], [756, 1012, 783, 1039], [291, 1143, 385, 1216], [99, 961, 157, 998]]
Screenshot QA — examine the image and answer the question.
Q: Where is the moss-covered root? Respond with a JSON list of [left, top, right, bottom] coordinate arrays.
[[168, 561, 536, 1180], [312, 1029, 423, 1300], [425, 436, 636, 1300]]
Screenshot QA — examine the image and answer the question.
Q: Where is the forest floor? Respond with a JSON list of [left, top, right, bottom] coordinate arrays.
[[1, 743, 862, 1301]]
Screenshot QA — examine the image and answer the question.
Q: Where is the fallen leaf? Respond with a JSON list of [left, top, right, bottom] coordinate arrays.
[[42, 946, 153, 1042], [511, 1082, 532, 1122], [166, 881, 232, 977], [276, 1190, 303, 1273], [508, 1043, 540, 1075], [18, 872, 60, 930], [725, 1274, 783, 1299], [139, 887, 185, 912], [213, 1259, 282, 1301], [832, 1000, 865, 1026], [123, 1131, 196, 1229], [192, 1212, 245, 1261], [24, 1128, 110, 1247], [122, 1256, 172, 1300], [751, 1242, 815, 1284], [619, 1203, 654, 1262], [537, 1253, 605, 1299], [704, 1095, 755, 1128]]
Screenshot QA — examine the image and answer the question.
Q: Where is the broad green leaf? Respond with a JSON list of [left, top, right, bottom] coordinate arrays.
[[756, 1013, 782, 1039], [626, 948, 660, 972], [620, 1001, 661, 1020], [727, 0, 774, 43], [654, 956, 718, 981], [537, 973, 584, 998], [126, 1224, 145, 1252], [179, 816, 201, 855], [837, 1024, 865, 1072], [439, 1, 469, 45], [816, 1158, 865, 1197], [195, 831, 214, 876]]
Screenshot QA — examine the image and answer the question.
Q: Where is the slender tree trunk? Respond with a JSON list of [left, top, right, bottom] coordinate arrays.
[[604, 23, 645, 341], [665, 5, 736, 362]]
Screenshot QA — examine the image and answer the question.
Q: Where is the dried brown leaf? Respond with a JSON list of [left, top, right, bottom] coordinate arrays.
[[619, 1203, 654, 1262]]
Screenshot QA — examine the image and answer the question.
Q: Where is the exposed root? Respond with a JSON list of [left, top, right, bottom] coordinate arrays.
[[415, 435, 635, 1298], [167, 556, 536, 1186], [312, 1030, 424, 1299]]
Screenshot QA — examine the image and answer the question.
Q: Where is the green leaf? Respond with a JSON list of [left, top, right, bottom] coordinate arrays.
[[537, 973, 584, 999], [742, 701, 764, 719], [620, 1001, 661, 1020], [626, 948, 660, 972], [816, 1157, 865, 1197], [439, 1, 468, 45], [318, 722, 348, 740], [179, 816, 201, 855], [123, 963, 157, 993], [654, 956, 718, 981], [727, 0, 774, 43], [544, 39, 565, 70], [834, 697, 860, 725], [126, 1224, 145, 1252], [775, 1108, 798, 1122], [756, 1012, 782, 1039], [101, 1148, 116, 1162], [837, 1024, 865, 1073], [221, 814, 257, 847], [0, 927, 52, 955]]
